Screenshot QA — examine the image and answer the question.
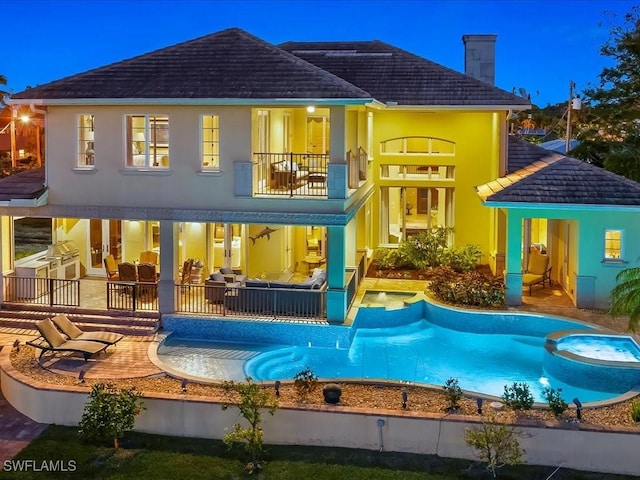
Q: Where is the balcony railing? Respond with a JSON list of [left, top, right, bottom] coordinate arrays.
[[3, 276, 80, 307], [175, 283, 326, 321], [347, 147, 368, 189], [254, 152, 328, 197], [106, 281, 158, 312]]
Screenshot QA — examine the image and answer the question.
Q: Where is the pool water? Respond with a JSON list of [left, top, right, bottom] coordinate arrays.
[[557, 335, 640, 362], [157, 299, 640, 404]]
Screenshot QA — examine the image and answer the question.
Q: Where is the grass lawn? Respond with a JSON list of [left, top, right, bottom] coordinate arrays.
[[0, 425, 637, 480]]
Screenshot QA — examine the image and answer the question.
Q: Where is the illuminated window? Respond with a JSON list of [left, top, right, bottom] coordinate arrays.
[[604, 229, 623, 260], [201, 115, 220, 169], [77, 114, 94, 167], [125, 115, 169, 168]]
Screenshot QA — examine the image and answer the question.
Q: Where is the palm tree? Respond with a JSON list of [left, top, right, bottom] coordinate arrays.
[[0, 74, 9, 107], [610, 267, 640, 332]]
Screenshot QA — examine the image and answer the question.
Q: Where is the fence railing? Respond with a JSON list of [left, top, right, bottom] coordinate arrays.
[[106, 281, 158, 312], [3, 276, 80, 307], [253, 152, 329, 197], [175, 283, 326, 321]]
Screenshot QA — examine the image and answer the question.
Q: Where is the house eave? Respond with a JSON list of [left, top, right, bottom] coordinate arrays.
[[481, 200, 640, 212], [0, 189, 48, 208], [380, 103, 531, 111], [9, 97, 373, 107]]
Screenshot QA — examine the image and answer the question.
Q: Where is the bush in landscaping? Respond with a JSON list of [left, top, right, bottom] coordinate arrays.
[[428, 266, 505, 307], [501, 382, 534, 411], [78, 382, 145, 448], [440, 244, 482, 273], [543, 387, 568, 416], [631, 400, 640, 422], [397, 227, 450, 269], [371, 247, 406, 270], [293, 367, 318, 402], [222, 377, 279, 474], [442, 377, 463, 412], [465, 417, 527, 478]]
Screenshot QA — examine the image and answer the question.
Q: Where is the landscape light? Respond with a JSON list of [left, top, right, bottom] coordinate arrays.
[[476, 397, 483, 415], [78, 370, 86, 383], [401, 387, 408, 409], [275, 380, 281, 397], [181, 379, 188, 393], [573, 397, 582, 420]]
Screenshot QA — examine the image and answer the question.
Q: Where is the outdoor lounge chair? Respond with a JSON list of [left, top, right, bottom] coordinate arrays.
[[27, 318, 108, 361], [522, 252, 552, 295], [51, 314, 124, 346]]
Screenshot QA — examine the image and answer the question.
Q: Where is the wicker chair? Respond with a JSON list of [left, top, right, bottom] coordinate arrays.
[[137, 263, 158, 298], [140, 250, 159, 265]]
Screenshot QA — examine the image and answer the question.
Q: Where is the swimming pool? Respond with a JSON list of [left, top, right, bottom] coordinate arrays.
[[156, 295, 640, 404]]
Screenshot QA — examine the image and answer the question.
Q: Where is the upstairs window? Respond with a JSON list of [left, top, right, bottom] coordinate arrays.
[[77, 114, 94, 167], [604, 229, 623, 261], [126, 115, 169, 168], [201, 114, 220, 169]]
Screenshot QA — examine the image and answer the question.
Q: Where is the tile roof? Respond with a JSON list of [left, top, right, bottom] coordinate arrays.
[[12, 28, 371, 101], [506, 135, 556, 173], [0, 168, 46, 201], [477, 138, 640, 206], [280, 40, 530, 107]]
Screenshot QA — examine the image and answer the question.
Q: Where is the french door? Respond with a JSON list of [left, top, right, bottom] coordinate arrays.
[[87, 219, 122, 276]]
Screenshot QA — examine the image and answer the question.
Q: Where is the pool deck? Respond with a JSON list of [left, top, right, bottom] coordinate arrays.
[[0, 278, 637, 461]]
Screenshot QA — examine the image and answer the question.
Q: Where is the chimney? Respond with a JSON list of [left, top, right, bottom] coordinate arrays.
[[462, 34, 497, 85]]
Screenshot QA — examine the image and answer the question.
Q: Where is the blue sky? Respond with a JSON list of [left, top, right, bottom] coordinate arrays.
[[2, 0, 637, 106]]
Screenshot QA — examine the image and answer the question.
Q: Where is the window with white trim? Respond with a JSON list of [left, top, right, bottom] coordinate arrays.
[[604, 229, 623, 260], [201, 114, 220, 169], [77, 114, 94, 167], [306, 112, 330, 154], [125, 115, 169, 168]]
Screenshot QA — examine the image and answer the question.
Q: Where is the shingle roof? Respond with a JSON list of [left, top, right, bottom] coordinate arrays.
[[12, 28, 371, 101], [506, 135, 556, 173], [280, 40, 530, 107], [477, 140, 640, 206], [0, 168, 46, 201]]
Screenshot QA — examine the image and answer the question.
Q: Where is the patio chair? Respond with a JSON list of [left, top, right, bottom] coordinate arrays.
[[51, 314, 124, 346], [140, 250, 159, 265], [137, 263, 158, 298], [104, 254, 119, 280], [178, 258, 195, 294], [522, 252, 552, 295], [118, 262, 138, 295], [28, 318, 108, 361]]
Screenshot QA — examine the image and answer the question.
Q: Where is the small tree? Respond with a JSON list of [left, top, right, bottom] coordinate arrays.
[[442, 377, 463, 413], [501, 382, 534, 411], [78, 382, 145, 448], [221, 377, 278, 473], [465, 417, 527, 478], [543, 387, 568, 417], [293, 367, 318, 402]]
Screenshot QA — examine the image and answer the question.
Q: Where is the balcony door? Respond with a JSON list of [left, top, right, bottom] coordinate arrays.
[[87, 219, 122, 276]]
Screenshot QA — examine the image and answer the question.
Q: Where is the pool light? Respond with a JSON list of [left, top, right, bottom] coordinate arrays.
[[401, 387, 408, 409], [573, 397, 582, 420]]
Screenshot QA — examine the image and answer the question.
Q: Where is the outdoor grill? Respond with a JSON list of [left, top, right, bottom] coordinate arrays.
[[45, 240, 80, 280]]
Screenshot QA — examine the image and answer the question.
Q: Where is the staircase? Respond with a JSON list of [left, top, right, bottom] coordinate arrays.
[[0, 304, 159, 337]]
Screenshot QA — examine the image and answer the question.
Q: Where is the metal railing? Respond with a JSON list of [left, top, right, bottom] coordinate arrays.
[[254, 152, 329, 197], [3, 276, 80, 307], [175, 283, 326, 320], [106, 281, 158, 312]]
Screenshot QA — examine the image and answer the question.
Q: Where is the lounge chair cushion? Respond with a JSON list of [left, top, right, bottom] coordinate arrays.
[[51, 314, 124, 345], [220, 267, 235, 275], [210, 272, 226, 282], [33, 318, 108, 359]]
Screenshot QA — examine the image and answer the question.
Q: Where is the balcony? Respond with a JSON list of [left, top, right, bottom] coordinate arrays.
[[251, 148, 368, 198]]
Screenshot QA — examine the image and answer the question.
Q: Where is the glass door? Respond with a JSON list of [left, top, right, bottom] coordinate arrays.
[[87, 219, 122, 276]]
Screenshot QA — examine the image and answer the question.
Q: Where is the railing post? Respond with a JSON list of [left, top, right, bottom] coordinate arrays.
[[49, 278, 54, 307]]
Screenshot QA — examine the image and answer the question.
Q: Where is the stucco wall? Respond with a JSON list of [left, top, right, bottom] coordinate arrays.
[[2, 363, 639, 476]]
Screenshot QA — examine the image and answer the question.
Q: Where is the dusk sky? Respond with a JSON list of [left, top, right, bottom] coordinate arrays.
[[3, 0, 637, 107]]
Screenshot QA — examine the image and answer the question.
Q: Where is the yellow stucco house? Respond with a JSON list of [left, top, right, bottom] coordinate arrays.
[[3, 28, 637, 323]]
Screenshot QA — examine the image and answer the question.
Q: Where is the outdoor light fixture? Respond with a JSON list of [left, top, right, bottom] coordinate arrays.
[[78, 370, 86, 383], [181, 379, 188, 393], [306, 105, 316, 113], [401, 387, 408, 409], [274, 380, 281, 397], [12, 339, 20, 351], [573, 397, 582, 420], [476, 397, 483, 415]]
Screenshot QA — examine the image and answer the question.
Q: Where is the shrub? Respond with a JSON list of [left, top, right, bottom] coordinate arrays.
[[542, 387, 568, 416], [440, 244, 482, 273], [397, 227, 450, 269], [293, 367, 318, 402], [631, 400, 640, 422], [442, 377, 463, 412], [371, 247, 405, 270], [78, 382, 145, 448], [501, 382, 534, 411], [222, 377, 278, 473], [465, 417, 527, 478], [428, 266, 505, 307]]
